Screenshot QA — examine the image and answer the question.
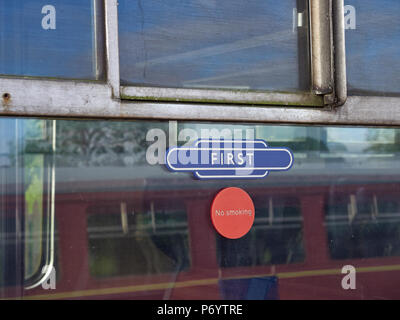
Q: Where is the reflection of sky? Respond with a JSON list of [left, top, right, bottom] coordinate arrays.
[[345, 0, 400, 94], [0, 0, 99, 79], [118, 0, 302, 91]]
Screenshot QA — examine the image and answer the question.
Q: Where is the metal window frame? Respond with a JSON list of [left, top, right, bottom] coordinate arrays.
[[0, 0, 400, 126]]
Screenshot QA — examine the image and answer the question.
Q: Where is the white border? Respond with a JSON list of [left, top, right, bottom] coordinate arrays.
[[194, 170, 269, 179], [166, 147, 293, 171]]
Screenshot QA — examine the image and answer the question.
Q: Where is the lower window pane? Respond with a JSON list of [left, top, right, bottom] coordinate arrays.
[[1, 118, 400, 299]]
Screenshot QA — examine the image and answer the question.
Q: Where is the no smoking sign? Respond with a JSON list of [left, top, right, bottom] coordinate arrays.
[[211, 187, 255, 239]]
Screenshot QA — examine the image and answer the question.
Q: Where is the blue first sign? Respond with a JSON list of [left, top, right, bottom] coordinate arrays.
[[165, 139, 293, 179]]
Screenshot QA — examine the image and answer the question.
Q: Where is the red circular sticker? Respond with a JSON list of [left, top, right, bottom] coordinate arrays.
[[211, 187, 255, 239]]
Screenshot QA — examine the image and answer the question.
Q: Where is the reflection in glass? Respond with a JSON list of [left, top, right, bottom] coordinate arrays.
[[345, 0, 400, 95], [2, 118, 400, 299], [0, 119, 54, 292], [0, 119, 19, 290], [88, 201, 190, 278], [0, 0, 104, 80], [217, 197, 304, 268], [326, 194, 400, 259], [24, 120, 46, 280], [118, 0, 309, 91]]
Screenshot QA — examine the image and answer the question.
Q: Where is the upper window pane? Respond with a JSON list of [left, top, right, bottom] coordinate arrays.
[[0, 0, 104, 80], [118, 0, 310, 92], [345, 0, 400, 95]]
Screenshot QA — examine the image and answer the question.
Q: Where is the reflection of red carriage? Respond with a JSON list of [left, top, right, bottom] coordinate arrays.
[[11, 163, 400, 300]]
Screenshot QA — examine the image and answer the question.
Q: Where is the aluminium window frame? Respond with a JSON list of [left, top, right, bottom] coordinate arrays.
[[0, 0, 399, 126]]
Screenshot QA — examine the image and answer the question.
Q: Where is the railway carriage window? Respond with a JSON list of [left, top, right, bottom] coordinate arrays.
[[2, 0, 400, 302], [87, 202, 190, 278], [217, 197, 304, 268], [118, 0, 314, 104], [345, 0, 400, 95], [3, 118, 400, 299], [0, 0, 105, 80]]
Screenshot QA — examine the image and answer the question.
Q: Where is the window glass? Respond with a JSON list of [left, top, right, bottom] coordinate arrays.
[[345, 0, 400, 95], [0, 0, 104, 80], [118, 0, 310, 92], [2, 118, 400, 299]]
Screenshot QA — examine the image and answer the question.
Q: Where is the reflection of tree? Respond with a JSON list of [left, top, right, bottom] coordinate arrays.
[[269, 137, 329, 152], [365, 129, 400, 153], [55, 121, 157, 166]]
